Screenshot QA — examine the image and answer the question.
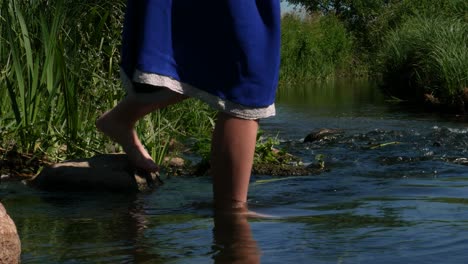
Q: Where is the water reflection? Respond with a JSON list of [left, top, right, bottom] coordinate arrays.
[[3, 186, 264, 263], [3, 79, 468, 263], [277, 79, 385, 113], [7, 191, 168, 263], [212, 211, 260, 264]]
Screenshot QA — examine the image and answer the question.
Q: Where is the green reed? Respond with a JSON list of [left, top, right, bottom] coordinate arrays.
[[1, 0, 122, 157], [142, 99, 216, 166], [379, 16, 467, 104], [2, 0, 65, 153], [1, 0, 217, 164]]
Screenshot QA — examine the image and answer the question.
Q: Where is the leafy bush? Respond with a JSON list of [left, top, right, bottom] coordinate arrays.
[[280, 13, 354, 82]]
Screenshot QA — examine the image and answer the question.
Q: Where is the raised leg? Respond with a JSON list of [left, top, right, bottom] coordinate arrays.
[[211, 112, 259, 210], [96, 86, 186, 172]]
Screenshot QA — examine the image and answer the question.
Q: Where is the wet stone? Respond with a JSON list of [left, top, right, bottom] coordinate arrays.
[[304, 128, 344, 143], [163, 157, 185, 167], [252, 163, 323, 176], [0, 202, 21, 264], [27, 154, 163, 193], [450, 158, 468, 166]]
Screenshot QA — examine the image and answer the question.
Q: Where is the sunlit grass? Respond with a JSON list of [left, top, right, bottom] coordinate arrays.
[[3, 0, 67, 154], [379, 16, 467, 105], [0, 0, 215, 165], [280, 13, 356, 83]]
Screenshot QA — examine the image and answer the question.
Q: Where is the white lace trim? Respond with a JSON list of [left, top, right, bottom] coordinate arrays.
[[120, 68, 276, 120]]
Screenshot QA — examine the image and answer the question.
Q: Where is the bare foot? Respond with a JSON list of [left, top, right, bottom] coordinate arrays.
[[216, 208, 277, 219], [214, 200, 277, 218], [96, 111, 159, 173]]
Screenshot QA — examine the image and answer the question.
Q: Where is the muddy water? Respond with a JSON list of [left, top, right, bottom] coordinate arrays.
[[1, 80, 468, 263]]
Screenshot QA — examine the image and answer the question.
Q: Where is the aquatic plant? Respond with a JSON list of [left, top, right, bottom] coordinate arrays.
[[255, 135, 282, 164], [254, 132, 301, 166]]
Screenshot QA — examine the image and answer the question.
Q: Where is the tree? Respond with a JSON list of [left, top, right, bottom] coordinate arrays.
[[284, 0, 394, 17], [283, 0, 396, 50], [284, 0, 467, 50]]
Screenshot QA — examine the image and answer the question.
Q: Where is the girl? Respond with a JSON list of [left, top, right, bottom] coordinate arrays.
[[97, 0, 281, 210]]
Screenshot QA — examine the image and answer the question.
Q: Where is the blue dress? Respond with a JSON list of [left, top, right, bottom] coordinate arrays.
[[121, 0, 281, 119]]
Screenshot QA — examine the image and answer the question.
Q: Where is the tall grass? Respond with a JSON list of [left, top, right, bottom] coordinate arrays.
[[378, 16, 468, 104], [137, 99, 215, 166], [1, 0, 215, 165], [280, 13, 356, 83], [2, 0, 68, 154], [0, 0, 125, 158]]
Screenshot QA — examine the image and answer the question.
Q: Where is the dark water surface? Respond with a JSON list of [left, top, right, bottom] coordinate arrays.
[[2, 80, 468, 263]]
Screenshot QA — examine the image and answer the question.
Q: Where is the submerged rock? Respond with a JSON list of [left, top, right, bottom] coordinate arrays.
[[253, 163, 324, 176], [304, 128, 344, 143], [27, 154, 162, 193], [0, 202, 21, 264]]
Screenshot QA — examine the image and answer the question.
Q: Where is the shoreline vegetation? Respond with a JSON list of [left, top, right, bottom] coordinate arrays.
[[1, 0, 467, 177]]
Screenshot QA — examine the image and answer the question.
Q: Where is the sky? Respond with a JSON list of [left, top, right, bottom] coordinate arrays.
[[281, 1, 294, 13], [280, 1, 305, 15]]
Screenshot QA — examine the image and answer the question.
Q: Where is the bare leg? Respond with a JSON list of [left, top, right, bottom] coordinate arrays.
[[96, 87, 185, 172], [211, 112, 259, 210]]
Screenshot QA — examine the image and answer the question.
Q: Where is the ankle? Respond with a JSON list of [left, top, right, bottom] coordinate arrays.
[[214, 199, 248, 213]]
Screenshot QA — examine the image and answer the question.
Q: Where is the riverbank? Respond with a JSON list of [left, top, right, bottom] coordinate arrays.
[[1, 0, 466, 173], [378, 16, 467, 113], [282, 0, 467, 113]]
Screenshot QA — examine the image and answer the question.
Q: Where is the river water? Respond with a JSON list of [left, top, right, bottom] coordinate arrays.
[[1, 80, 468, 263]]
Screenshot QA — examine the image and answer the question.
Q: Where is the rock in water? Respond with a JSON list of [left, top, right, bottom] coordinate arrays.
[[28, 154, 162, 193], [304, 128, 343, 143], [0, 202, 21, 264]]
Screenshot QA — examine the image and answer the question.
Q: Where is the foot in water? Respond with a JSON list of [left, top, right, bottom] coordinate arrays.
[[96, 111, 159, 173]]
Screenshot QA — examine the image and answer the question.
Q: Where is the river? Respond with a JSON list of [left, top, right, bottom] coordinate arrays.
[[1, 79, 468, 263]]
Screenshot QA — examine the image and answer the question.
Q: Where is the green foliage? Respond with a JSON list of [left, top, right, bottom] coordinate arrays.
[[0, 0, 126, 158], [190, 131, 300, 168], [2, 0, 78, 154], [167, 99, 216, 138], [191, 137, 212, 164], [255, 136, 281, 164], [280, 13, 355, 82], [285, 0, 355, 15], [285, 0, 393, 50], [285, 0, 468, 110], [0, 0, 215, 164], [378, 16, 467, 104], [285, 0, 467, 52], [364, 0, 467, 54], [254, 132, 300, 165], [138, 99, 215, 165]]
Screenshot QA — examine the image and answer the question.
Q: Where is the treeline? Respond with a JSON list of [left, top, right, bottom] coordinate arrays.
[[282, 0, 467, 112]]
